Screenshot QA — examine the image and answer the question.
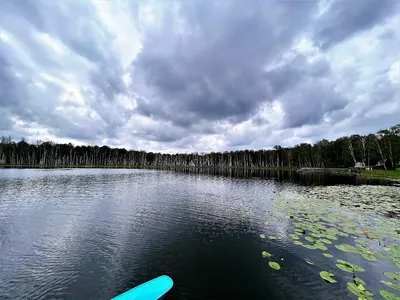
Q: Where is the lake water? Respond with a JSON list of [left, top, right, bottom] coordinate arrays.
[[0, 168, 399, 300]]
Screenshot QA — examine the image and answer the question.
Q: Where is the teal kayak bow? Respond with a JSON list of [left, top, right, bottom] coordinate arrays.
[[112, 275, 174, 300]]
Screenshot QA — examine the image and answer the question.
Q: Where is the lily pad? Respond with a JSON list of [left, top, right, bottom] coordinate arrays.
[[347, 282, 374, 298], [268, 261, 281, 270], [354, 277, 366, 286], [380, 290, 400, 300], [293, 240, 303, 246], [269, 235, 277, 240], [305, 258, 314, 265], [360, 253, 377, 261], [262, 251, 272, 258], [319, 271, 337, 283], [322, 253, 333, 258], [336, 259, 365, 272], [301, 244, 317, 250], [305, 236, 316, 243], [381, 281, 400, 291], [336, 264, 355, 273], [358, 284, 366, 291], [320, 238, 332, 245], [354, 238, 369, 245], [314, 243, 328, 251], [335, 243, 359, 253], [384, 272, 400, 281], [259, 234, 266, 239]]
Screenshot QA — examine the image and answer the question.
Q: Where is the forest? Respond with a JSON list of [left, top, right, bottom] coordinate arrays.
[[0, 124, 399, 170]]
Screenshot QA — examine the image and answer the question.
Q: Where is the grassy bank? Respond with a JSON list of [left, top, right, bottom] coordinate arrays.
[[360, 169, 400, 180]]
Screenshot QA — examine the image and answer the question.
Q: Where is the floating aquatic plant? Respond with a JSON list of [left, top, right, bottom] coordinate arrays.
[[335, 243, 359, 253], [322, 253, 333, 258], [347, 282, 373, 298], [319, 271, 337, 283], [320, 238, 332, 245], [259, 234, 266, 239], [354, 277, 366, 286], [336, 260, 365, 272], [360, 253, 377, 261], [301, 244, 317, 250], [384, 272, 400, 281], [381, 281, 400, 291], [305, 258, 314, 265], [268, 261, 280, 270], [380, 290, 400, 300], [262, 251, 272, 258], [268, 187, 400, 298]]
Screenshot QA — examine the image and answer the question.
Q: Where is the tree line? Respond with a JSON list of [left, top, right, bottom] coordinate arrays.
[[0, 124, 399, 170]]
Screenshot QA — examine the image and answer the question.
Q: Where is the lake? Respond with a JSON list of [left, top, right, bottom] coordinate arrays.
[[0, 168, 399, 300]]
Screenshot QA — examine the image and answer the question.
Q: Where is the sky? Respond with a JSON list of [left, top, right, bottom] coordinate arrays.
[[0, 0, 399, 153]]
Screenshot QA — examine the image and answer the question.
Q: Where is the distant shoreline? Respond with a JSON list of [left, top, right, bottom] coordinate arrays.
[[1, 165, 399, 182]]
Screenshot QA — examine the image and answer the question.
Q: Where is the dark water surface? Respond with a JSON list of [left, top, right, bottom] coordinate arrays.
[[0, 169, 398, 300]]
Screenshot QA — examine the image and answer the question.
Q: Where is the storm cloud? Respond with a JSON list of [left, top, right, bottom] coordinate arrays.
[[0, 0, 399, 152]]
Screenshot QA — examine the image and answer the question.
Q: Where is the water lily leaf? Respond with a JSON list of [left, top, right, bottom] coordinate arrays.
[[354, 238, 369, 245], [294, 240, 303, 246], [361, 253, 377, 261], [268, 261, 281, 270], [335, 243, 359, 253], [260, 234, 266, 239], [314, 243, 328, 251], [305, 236, 316, 243], [269, 235, 277, 240], [380, 290, 400, 300], [262, 251, 272, 258], [384, 272, 400, 281], [320, 238, 332, 245], [347, 282, 374, 298], [322, 253, 333, 258], [319, 271, 337, 283], [301, 244, 317, 250], [305, 258, 314, 265], [336, 264, 354, 273], [289, 234, 299, 240], [325, 234, 339, 240], [374, 251, 389, 260], [358, 284, 366, 291], [336, 260, 365, 272], [354, 277, 366, 286], [389, 244, 400, 256], [381, 281, 400, 291]]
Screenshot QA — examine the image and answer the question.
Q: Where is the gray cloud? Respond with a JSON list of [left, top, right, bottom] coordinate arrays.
[[313, 0, 399, 49], [0, 0, 399, 151], [263, 55, 348, 128], [132, 0, 319, 127]]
